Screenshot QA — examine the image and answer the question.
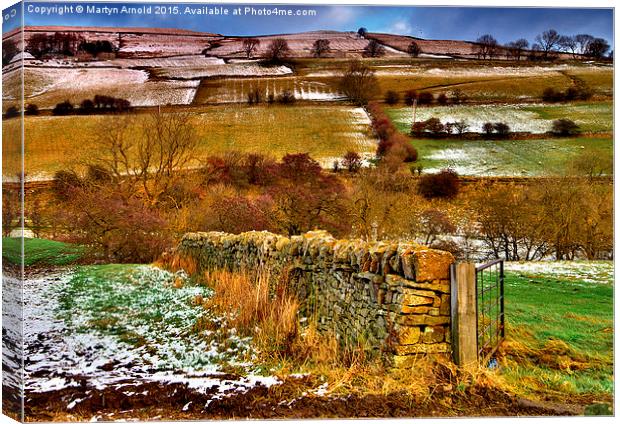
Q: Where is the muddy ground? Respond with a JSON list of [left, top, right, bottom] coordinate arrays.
[[19, 375, 596, 422]]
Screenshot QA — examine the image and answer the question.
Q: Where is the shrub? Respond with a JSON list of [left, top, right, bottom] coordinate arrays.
[[341, 151, 363, 173], [493, 122, 511, 137], [542, 87, 565, 102], [80, 99, 95, 114], [52, 100, 74, 116], [404, 90, 418, 106], [452, 89, 466, 104], [482, 122, 495, 135], [407, 41, 422, 57], [376, 138, 393, 158], [208, 195, 275, 234], [204, 153, 249, 187], [66, 189, 173, 263], [25, 104, 39, 116], [278, 153, 322, 181], [418, 169, 460, 199], [552, 119, 581, 136], [437, 93, 448, 105], [417, 92, 434, 105], [411, 117, 445, 137], [384, 90, 400, 105], [243, 153, 278, 186], [92, 94, 131, 111], [277, 89, 296, 104], [85, 164, 112, 183], [247, 88, 261, 105], [390, 136, 418, 162], [375, 117, 395, 140], [4, 106, 19, 118], [52, 170, 82, 200], [564, 87, 579, 101]]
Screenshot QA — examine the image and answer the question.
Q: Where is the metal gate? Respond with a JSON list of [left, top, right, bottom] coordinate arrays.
[[475, 259, 505, 364]]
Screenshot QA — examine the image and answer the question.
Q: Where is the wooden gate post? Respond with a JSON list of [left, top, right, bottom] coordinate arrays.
[[451, 262, 478, 368]]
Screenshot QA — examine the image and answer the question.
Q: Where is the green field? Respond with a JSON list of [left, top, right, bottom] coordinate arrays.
[[386, 102, 612, 176], [2, 237, 83, 267], [502, 262, 613, 397], [2, 105, 376, 176], [402, 136, 611, 176]]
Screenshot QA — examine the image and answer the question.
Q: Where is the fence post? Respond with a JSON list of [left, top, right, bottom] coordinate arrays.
[[451, 262, 478, 368]]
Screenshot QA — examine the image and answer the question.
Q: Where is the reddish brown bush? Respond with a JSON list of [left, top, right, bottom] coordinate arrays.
[[342, 151, 363, 173], [418, 169, 460, 199], [62, 187, 173, 262]]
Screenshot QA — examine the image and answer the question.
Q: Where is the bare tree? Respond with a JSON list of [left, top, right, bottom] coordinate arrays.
[[535, 29, 562, 59], [559, 35, 578, 58], [407, 41, 422, 57], [585, 38, 610, 59], [242, 38, 260, 59], [452, 120, 470, 135], [338, 60, 380, 105], [311, 39, 331, 58], [363, 40, 386, 58], [505, 38, 529, 60], [88, 111, 198, 203], [265, 38, 291, 63], [575, 34, 595, 55], [475, 34, 498, 59]]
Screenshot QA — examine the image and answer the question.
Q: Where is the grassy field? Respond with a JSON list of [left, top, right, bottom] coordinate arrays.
[[2, 105, 376, 176], [403, 136, 612, 176], [501, 262, 613, 398], [2, 237, 83, 267], [385, 102, 612, 176]]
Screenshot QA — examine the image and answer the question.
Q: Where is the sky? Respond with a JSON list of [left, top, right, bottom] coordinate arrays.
[[2, 1, 614, 48]]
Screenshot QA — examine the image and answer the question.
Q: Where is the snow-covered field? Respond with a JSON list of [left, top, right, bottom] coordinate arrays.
[[3, 67, 201, 107], [391, 104, 555, 133], [119, 34, 217, 57], [2, 266, 281, 411], [155, 63, 293, 79], [24, 55, 226, 69], [505, 261, 613, 285]]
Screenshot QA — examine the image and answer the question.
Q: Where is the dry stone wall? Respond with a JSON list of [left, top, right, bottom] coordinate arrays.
[[176, 230, 455, 366]]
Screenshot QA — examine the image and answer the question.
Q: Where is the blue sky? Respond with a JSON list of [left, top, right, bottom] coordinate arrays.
[[2, 2, 614, 48]]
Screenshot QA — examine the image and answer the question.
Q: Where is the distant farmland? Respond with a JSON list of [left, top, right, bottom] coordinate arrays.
[[2, 105, 377, 178]]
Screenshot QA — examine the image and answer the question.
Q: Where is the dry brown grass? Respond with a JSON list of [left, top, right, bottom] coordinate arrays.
[[202, 268, 299, 359]]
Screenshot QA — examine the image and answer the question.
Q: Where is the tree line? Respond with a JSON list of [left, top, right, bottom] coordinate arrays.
[[476, 30, 611, 60]]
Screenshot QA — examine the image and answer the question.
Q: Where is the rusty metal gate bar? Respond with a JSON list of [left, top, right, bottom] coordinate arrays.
[[475, 259, 505, 364]]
